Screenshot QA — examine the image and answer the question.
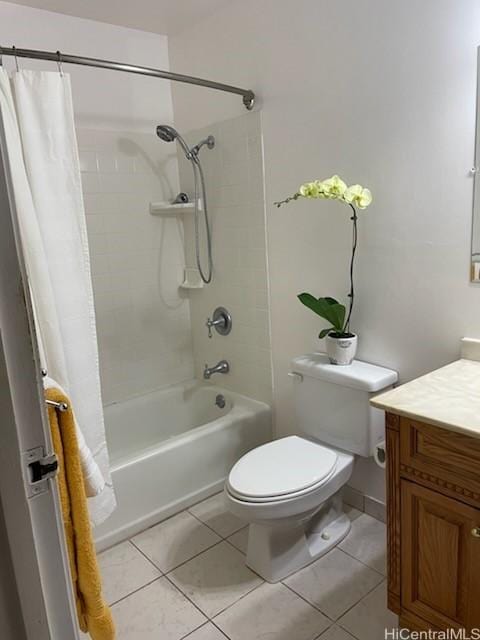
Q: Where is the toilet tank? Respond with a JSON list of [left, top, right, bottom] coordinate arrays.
[[290, 354, 398, 457]]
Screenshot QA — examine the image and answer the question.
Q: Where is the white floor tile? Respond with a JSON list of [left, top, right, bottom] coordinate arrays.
[[337, 581, 398, 640], [131, 511, 221, 572], [226, 526, 248, 554], [189, 493, 245, 538], [98, 540, 161, 605], [284, 548, 384, 620], [214, 582, 330, 640], [317, 625, 356, 640], [169, 540, 262, 618], [183, 622, 229, 639], [338, 513, 386, 574], [112, 577, 207, 640]]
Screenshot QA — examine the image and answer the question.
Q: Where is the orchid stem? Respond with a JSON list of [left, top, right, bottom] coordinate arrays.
[[344, 203, 357, 333]]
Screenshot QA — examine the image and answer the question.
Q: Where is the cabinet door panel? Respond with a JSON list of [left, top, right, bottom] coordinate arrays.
[[401, 480, 480, 629], [417, 506, 460, 618]]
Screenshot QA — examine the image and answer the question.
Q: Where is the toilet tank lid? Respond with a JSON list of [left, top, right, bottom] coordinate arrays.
[[291, 353, 398, 392]]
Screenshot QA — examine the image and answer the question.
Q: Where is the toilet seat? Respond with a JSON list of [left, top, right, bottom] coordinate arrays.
[[227, 436, 338, 504]]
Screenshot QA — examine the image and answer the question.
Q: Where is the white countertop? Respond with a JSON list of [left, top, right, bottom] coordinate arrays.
[[371, 358, 480, 438]]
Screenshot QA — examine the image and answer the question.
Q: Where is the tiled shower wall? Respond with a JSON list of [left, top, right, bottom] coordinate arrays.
[[77, 129, 195, 405], [178, 112, 272, 403]]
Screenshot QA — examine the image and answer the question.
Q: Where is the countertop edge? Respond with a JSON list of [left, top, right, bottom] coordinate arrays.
[[370, 400, 477, 438]]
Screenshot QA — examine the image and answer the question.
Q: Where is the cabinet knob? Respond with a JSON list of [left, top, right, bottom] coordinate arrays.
[[471, 527, 480, 538]]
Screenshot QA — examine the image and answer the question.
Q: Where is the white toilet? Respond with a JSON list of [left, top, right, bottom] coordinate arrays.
[[224, 353, 398, 582]]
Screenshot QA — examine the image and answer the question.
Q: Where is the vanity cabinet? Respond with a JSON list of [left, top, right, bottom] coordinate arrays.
[[386, 412, 480, 632]]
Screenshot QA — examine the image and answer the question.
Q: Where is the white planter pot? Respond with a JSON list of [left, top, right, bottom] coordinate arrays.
[[325, 333, 358, 366]]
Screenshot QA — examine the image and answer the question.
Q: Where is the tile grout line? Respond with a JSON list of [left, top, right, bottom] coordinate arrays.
[[209, 617, 233, 640], [164, 553, 265, 622], [109, 575, 163, 608], [282, 572, 385, 629], [162, 574, 212, 630], [179, 619, 231, 640], [130, 532, 223, 576], [187, 507, 245, 541], [103, 498, 386, 639], [335, 578, 388, 637], [336, 544, 386, 578], [222, 534, 249, 557], [281, 582, 337, 625], [126, 538, 165, 574], [210, 579, 266, 622], [177, 621, 213, 640]]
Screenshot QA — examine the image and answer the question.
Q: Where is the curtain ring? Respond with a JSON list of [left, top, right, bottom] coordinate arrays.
[[12, 45, 19, 72], [56, 50, 64, 77]]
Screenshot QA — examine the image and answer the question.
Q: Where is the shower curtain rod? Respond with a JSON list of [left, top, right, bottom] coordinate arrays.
[[0, 46, 255, 110]]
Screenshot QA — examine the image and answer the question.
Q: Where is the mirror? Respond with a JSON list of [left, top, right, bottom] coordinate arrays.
[[472, 47, 480, 281]]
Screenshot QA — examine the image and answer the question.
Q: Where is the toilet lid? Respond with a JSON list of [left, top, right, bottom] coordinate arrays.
[[227, 436, 338, 500]]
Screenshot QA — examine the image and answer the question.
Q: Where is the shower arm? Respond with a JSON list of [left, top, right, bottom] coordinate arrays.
[[0, 46, 256, 110]]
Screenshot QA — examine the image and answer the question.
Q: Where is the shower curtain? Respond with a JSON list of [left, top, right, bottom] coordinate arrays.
[[0, 69, 115, 526]]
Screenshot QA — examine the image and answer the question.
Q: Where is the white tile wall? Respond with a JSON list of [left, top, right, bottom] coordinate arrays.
[[177, 112, 273, 403], [77, 128, 195, 404]]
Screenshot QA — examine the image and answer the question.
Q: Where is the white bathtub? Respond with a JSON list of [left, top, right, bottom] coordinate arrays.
[[94, 381, 271, 550]]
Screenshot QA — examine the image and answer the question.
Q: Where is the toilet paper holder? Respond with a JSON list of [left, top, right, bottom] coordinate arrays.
[[374, 441, 386, 468]]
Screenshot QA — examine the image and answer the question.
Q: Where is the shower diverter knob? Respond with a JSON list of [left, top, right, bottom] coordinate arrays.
[[206, 307, 232, 338]]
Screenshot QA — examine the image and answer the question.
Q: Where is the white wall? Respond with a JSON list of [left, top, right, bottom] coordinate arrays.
[[0, 1, 173, 131], [170, 0, 480, 500], [177, 112, 272, 403], [78, 129, 193, 404], [0, 2, 196, 405]]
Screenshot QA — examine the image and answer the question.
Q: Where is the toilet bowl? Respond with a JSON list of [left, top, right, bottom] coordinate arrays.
[[224, 436, 354, 582], [224, 354, 398, 582]]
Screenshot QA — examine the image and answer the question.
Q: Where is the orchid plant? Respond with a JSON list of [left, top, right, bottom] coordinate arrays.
[[275, 175, 372, 339]]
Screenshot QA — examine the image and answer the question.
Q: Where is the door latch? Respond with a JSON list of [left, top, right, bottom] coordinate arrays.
[[23, 447, 58, 498]]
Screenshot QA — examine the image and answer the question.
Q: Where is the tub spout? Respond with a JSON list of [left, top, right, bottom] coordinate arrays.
[[203, 360, 230, 380]]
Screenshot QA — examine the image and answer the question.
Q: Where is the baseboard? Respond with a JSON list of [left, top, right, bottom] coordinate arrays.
[[342, 485, 386, 523]]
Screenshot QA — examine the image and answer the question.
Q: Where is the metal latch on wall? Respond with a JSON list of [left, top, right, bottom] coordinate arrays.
[[23, 447, 58, 498]]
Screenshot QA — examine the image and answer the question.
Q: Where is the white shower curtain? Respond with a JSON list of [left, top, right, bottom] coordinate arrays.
[[0, 69, 116, 526]]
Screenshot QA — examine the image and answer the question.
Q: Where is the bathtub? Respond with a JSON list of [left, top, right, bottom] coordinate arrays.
[[94, 381, 271, 550]]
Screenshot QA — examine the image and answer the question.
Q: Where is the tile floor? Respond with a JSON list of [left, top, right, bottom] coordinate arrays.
[[98, 493, 398, 640]]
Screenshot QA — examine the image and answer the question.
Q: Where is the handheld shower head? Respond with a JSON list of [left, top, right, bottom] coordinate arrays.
[[155, 123, 214, 285], [156, 124, 191, 158], [156, 124, 177, 142]]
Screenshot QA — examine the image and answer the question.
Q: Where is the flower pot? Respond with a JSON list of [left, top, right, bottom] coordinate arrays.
[[325, 333, 357, 366]]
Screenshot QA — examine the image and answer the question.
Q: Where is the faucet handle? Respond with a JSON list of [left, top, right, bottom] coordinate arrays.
[[205, 307, 232, 339], [206, 318, 213, 339]]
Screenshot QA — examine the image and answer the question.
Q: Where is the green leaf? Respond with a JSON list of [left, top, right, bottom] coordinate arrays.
[[298, 293, 346, 332], [319, 328, 334, 339], [298, 292, 321, 313]]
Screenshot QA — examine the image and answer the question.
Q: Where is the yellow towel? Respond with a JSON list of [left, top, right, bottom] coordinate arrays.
[[46, 387, 115, 640]]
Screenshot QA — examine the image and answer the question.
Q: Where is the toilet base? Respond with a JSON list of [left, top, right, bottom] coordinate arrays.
[[245, 492, 351, 582]]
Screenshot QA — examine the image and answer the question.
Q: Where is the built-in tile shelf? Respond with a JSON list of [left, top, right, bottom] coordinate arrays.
[[150, 200, 200, 215]]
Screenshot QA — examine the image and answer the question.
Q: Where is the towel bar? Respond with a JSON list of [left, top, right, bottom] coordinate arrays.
[[41, 369, 68, 411], [46, 399, 69, 412]]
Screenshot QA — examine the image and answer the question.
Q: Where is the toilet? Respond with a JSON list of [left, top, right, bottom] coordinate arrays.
[[224, 353, 398, 582]]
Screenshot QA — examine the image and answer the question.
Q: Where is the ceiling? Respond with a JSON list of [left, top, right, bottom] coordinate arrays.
[[6, 0, 234, 35]]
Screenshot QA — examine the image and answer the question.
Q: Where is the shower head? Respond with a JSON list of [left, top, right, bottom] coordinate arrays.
[[156, 124, 192, 158], [156, 124, 177, 143], [156, 125, 215, 160]]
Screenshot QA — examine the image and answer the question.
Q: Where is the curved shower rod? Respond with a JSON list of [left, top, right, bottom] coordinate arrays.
[[0, 46, 255, 110]]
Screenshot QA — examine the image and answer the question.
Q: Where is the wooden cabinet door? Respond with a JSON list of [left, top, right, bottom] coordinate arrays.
[[401, 480, 480, 630]]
